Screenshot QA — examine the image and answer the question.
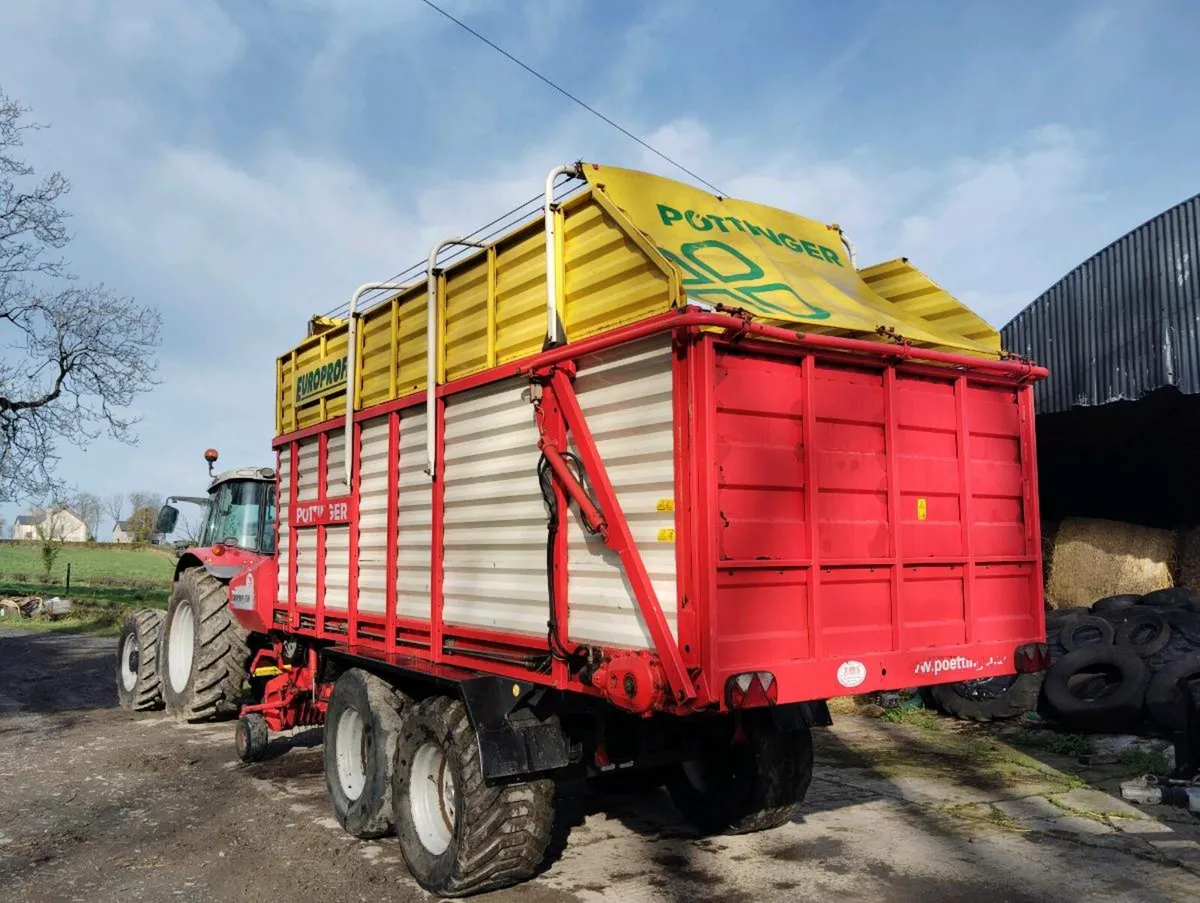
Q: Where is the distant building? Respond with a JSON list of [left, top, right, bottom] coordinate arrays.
[[112, 521, 162, 544], [13, 508, 89, 543]]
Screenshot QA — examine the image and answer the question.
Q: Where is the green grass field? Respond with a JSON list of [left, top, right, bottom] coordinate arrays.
[[0, 544, 175, 635], [0, 543, 175, 586]]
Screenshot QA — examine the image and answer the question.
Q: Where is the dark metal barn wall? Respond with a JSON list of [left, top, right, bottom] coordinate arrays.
[[1002, 194, 1200, 415]]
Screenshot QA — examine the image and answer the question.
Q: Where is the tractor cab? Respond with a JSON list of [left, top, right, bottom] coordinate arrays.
[[157, 449, 278, 560]]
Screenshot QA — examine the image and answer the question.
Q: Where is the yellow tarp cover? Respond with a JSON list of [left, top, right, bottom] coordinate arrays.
[[585, 164, 1000, 355]]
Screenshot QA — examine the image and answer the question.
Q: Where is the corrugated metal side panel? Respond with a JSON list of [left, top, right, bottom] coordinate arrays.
[[277, 451, 291, 604], [859, 258, 1000, 350], [397, 408, 431, 621], [441, 379, 546, 635], [297, 437, 320, 501], [277, 192, 673, 435], [324, 525, 349, 610], [295, 528, 317, 606], [358, 416, 390, 615], [494, 225, 549, 367], [567, 336, 677, 649], [1002, 194, 1200, 413], [325, 430, 346, 497], [445, 253, 489, 380], [561, 194, 673, 343], [290, 331, 349, 430]]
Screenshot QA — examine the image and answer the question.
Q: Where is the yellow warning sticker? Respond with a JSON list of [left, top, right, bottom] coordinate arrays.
[[917, 498, 928, 521], [657, 528, 676, 542], [656, 498, 675, 512]]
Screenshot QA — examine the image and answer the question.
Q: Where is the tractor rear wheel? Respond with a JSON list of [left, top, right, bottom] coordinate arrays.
[[161, 566, 250, 722], [666, 716, 813, 835], [116, 609, 164, 711]]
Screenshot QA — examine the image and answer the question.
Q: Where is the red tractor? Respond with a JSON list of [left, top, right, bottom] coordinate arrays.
[[116, 449, 276, 720]]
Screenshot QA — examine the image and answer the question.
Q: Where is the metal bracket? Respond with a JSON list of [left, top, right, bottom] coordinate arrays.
[[531, 367, 696, 704]]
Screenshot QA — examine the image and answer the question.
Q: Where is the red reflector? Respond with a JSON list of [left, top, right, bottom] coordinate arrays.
[[726, 671, 778, 709], [1014, 643, 1049, 673]]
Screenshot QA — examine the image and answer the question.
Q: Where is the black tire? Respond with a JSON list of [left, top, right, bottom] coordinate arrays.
[[1146, 654, 1200, 734], [926, 673, 1044, 723], [666, 717, 813, 835], [161, 567, 251, 722], [236, 713, 269, 763], [1091, 594, 1142, 615], [1115, 609, 1172, 658], [1060, 614, 1116, 651], [1139, 587, 1200, 610], [1046, 606, 1089, 627], [1162, 608, 1200, 649], [1042, 647, 1150, 732], [393, 696, 556, 897], [116, 609, 164, 711], [324, 669, 408, 839]]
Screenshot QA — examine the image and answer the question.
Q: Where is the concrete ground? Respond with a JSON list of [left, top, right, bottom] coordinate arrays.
[[1, 629, 1199, 902]]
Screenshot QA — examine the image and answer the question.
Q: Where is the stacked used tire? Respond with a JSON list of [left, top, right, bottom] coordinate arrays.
[[1042, 588, 1200, 734]]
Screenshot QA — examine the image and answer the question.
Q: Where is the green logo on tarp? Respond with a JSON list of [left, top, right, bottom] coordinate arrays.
[[295, 355, 347, 405], [654, 204, 835, 320]]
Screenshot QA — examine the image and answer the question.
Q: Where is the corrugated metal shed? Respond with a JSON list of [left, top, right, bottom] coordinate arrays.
[[1002, 193, 1200, 414]]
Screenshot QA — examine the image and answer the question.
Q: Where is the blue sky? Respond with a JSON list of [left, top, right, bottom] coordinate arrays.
[[0, 0, 1197, 532]]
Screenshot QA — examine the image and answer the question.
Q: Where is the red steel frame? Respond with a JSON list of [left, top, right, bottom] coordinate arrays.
[[266, 309, 1047, 712]]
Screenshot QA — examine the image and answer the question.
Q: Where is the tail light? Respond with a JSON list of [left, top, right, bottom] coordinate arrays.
[[1014, 643, 1050, 673], [726, 671, 778, 709]]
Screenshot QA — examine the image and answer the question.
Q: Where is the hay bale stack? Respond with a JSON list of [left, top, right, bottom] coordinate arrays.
[[1046, 517, 1175, 609], [1179, 526, 1200, 591]]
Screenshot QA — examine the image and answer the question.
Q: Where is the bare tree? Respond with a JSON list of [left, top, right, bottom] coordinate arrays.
[[104, 492, 124, 535], [175, 510, 200, 544], [71, 490, 102, 540], [0, 88, 161, 503], [126, 490, 162, 543]]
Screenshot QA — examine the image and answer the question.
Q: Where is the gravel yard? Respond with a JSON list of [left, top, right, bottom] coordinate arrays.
[[2, 628, 1199, 903]]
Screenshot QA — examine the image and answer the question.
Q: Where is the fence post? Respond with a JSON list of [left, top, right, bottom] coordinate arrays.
[[65, 562, 71, 593]]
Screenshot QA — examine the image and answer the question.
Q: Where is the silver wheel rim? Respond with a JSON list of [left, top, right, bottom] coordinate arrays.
[[335, 709, 367, 801], [167, 601, 195, 694], [410, 741, 456, 855], [120, 633, 138, 692]]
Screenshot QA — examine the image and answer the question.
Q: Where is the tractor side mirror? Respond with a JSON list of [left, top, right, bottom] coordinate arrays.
[[155, 504, 180, 536]]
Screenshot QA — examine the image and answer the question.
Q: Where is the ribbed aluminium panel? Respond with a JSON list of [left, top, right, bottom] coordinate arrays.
[[277, 450, 291, 604], [441, 379, 547, 635], [325, 430, 346, 497], [295, 528, 317, 606], [296, 436, 320, 500], [324, 525, 349, 610], [357, 416, 390, 615], [1002, 193, 1200, 413], [562, 195, 672, 339], [567, 336, 677, 649], [396, 408, 432, 620]]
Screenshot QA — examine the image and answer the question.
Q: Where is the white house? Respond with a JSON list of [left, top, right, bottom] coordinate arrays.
[[112, 520, 164, 544], [12, 508, 89, 543]]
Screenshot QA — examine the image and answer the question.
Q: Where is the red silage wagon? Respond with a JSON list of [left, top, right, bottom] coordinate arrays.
[[134, 163, 1047, 897]]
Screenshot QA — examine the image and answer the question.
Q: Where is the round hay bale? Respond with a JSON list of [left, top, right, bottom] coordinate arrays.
[[1046, 517, 1176, 610]]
